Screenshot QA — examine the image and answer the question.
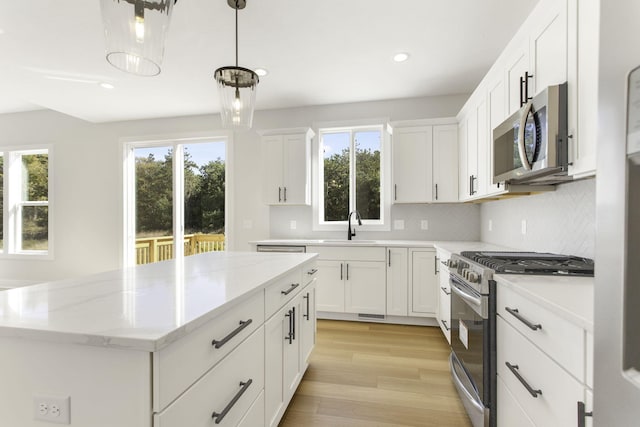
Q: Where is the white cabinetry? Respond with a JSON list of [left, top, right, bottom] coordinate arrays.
[[386, 247, 409, 316], [264, 265, 317, 427], [392, 123, 458, 203], [409, 248, 438, 317], [310, 246, 386, 315], [496, 283, 593, 427], [436, 249, 451, 344], [262, 128, 315, 205]]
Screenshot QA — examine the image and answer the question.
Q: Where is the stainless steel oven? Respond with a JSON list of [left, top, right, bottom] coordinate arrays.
[[449, 261, 496, 427]]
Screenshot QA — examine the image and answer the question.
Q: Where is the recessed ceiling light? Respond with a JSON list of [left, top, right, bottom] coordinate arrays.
[[99, 82, 115, 89], [393, 52, 410, 63], [255, 68, 268, 77]]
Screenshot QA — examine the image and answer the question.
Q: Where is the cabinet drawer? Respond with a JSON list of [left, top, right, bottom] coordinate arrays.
[[265, 268, 303, 318], [497, 317, 583, 427], [306, 246, 386, 261], [238, 390, 264, 427], [303, 261, 319, 286], [497, 284, 584, 381], [497, 375, 535, 427], [154, 327, 265, 427], [153, 291, 264, 411]]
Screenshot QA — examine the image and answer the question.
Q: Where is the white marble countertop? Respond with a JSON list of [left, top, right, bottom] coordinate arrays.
[[252, 239, 514, 252], [0, 251, 316, 352], [495, 274, 594, 332]]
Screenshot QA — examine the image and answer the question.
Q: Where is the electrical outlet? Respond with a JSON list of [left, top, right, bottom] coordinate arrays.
[[421, 220, 429, 230], [393, 219, 405, 230], [290, 220, 297, 230], [33, 395, 70, 424], [488, 219, 493, 232], [521, 219, 527, 235]]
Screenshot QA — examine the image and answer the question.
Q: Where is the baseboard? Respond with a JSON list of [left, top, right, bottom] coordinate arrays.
[[317, 311, 438, 327]]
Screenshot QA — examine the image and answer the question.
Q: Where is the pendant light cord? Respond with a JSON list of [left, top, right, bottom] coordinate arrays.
[[235, 1, 239, 67]]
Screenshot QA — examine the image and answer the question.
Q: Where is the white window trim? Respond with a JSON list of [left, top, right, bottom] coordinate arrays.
[[312, 119, 392, 232], [0, 145, 54, 260], [122, 132, 232, 267]]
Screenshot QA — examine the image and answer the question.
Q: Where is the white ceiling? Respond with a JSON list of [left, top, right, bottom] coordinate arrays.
[[0, 1, 538, 123]]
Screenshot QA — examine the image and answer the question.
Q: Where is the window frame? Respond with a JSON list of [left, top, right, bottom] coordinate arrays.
[[0, 145, 53, 260], [122, 133, 232, 267], [312, 120, 391, 232]]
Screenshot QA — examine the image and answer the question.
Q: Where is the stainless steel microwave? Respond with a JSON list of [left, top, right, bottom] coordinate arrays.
[[492, 83, 570, 184]]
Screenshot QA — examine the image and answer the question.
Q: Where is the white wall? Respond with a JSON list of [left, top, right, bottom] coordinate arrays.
[[480, 178, 595, 258], [0, 94, 468, 282]]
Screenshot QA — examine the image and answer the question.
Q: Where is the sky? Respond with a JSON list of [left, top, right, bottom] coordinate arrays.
[[135, 141, 226, 168], [322, 130, 381, 159]]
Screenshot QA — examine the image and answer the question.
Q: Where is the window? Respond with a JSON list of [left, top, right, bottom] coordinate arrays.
[[0, 148, 51, 257], [124, 138, 227, 266], [317, 125, 388, 228]]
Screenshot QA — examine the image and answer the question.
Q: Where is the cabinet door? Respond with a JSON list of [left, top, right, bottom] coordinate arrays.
[[497, 375, 536, 427], [487, 76, 506, 194], [299, 282, 316, 366], [506, 44, 530, 115], [432, 125, 458, 203], [458, 119, 468, 201], [344, 261, 386, 315], [476, 99, 489, 197], [282, 133, 310, 205], [437, 252, 451, 344], [315, 260, 345, 313], [392, 126, 433, 203], [409, 249, 438, 317], [283, 301, 301, 401], [263, 135, 284, 205], [529, 0, 568, 96], [386, 248, 408, 316], [264, 310, 285, 427]]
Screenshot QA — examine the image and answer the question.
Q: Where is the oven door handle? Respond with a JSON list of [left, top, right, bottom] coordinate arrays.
[[451, 281, 483, 308], [449, 353, 484, 412]]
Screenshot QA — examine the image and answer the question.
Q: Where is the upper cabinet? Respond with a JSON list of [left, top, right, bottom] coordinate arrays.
[[457, 0, 595, 202], [262, 128, 315, 205], [392, 121, 458, 204]]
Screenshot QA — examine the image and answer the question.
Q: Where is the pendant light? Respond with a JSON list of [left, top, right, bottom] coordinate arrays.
[[214, 0, 259, 129], [100, 0, 177, 76]]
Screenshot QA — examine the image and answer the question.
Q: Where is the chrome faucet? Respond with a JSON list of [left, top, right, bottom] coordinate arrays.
[[347, 210, 362, 240]]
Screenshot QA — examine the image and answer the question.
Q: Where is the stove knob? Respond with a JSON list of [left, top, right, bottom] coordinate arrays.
[[468, 272, 480, 283], [462, 269, 469, 280], [447, 260, 458, 268]]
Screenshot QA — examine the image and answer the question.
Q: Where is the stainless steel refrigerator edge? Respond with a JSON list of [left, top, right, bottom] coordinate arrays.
[[595, 0, 640, 424]]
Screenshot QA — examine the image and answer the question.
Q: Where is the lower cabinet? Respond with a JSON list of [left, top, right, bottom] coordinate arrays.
[[265, 280, 316, 427], [436, 249, 452, 343], [386, 248, 409, 316], [497, 375, 535, 427], [409, 248, 439, 317]]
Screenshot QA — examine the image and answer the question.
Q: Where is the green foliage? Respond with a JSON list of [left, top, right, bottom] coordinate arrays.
[[323, 147, 380, 221], [135, 149, 225, 236], [21, 154, 49, 244]]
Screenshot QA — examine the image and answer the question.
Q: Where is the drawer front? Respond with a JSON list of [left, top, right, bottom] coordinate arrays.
[[154, 327, 265, 427], [438, 286, 451, 344], [303, 261, 319, 286], [497, 285, 585, 380], [238, 390, 264, 427], [265, 268, 303, 318], [306, 246, 386, 261], [153, 291, 264, 411], [497, 375, 535, 427], [497, 317, 584, 427]]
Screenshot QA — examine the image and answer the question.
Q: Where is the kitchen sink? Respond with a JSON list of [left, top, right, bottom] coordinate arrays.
[[318, 239, 378, 244]]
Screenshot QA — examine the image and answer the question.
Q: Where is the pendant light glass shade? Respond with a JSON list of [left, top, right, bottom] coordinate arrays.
[[214, 66, 259, 129], [100, 0, 175, 76]]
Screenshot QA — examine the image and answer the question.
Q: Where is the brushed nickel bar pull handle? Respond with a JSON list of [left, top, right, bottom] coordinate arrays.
[[440, 319, 450, 331], [211, 319, 253, 349], [346, 263, 349, 280], [292, 306, 296, 340], [281, 283, 299, 295], [285, 309, 293, 344], [307, 268, 318, 275], [506, 362, 542, 398], [506, 307, 542, 331], [340, 263, 343, 280], [577, 401, 593, 427], [283, 187, 287, 202], [441, 286, 451, 296], [435, 183, 438, 201], [394, 184, 397, 201], [388, 250, 391, 267], [278, 187, 282, 202], [303, 292, 310, 320], [211, 379, 253, 424]]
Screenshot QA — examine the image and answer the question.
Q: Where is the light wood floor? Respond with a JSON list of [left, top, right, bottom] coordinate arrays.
[[280, 320, 472, 427]]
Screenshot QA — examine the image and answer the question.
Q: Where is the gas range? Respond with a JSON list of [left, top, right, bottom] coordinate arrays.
[[447, 251, 595, 294]]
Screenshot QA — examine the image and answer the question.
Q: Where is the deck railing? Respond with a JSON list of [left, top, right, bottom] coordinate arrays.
[[135, 234, 225, 265]]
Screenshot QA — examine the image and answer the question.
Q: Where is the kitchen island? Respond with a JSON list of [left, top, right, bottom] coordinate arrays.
[[0, 251, 318, 427]]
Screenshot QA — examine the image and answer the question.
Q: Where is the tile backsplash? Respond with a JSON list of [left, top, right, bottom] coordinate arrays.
[[480, 178, 595, 258]]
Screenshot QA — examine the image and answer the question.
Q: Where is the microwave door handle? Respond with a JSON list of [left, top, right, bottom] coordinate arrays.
[[517, 101, 534, 171]]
